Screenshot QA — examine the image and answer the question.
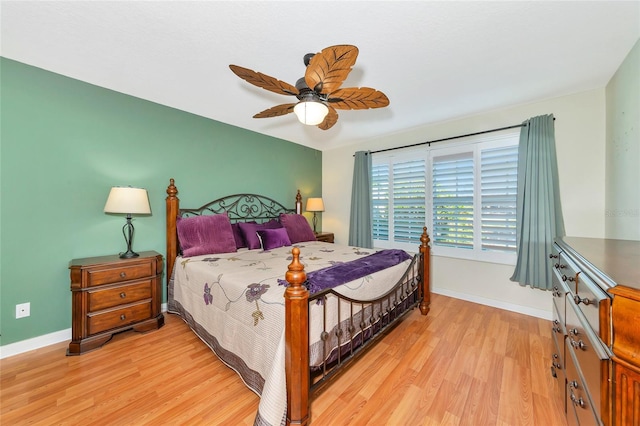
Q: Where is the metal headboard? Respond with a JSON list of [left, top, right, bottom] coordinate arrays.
[[180, 193, 296, 223]]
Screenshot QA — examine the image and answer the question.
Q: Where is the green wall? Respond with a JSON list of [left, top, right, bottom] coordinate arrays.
[[0, 58, 322, 346]]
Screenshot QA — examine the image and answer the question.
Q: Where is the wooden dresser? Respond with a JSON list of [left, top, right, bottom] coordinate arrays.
[[552, 237, 640, 425], [68, 251, 164, 355]]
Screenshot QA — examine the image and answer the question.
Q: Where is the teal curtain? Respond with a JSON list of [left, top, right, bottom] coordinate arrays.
[[349, 151, 373, 248], [510, 114, 565, 290]]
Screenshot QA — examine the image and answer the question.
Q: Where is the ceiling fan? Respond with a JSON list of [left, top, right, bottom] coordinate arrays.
[[229, 44, 389, 130]]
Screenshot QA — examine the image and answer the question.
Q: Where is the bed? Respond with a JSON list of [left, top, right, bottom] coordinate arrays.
[[165, 178, 431, 425]]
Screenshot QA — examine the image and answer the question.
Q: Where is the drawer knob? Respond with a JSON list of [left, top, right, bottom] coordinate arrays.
[[569, 380, 579, 389], [569, 328, 579, 336], [120, 272, 126, 278], [570, 338, 587, 351], [120, 292, 126, 299], [570, 393, 586, 409], [573, 294, 591, 305], [120, 314, 126, 321], [562, 274, 575, 282], [549, 254, 558, 259]]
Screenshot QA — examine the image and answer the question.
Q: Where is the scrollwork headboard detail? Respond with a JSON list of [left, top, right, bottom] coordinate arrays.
[[165, 178, 302, 285], [181, 193, 297, 222]]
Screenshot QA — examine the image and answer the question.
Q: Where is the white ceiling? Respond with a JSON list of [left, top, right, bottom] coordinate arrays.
[[1, 1, 639, 151]]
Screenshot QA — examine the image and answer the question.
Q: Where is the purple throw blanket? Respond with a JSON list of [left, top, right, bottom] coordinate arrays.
[[305, 249, 411, 294]]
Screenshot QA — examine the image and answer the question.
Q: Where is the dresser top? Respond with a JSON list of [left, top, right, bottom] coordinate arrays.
[[557, 237, 640, 291], [69, 251, 162, 268]]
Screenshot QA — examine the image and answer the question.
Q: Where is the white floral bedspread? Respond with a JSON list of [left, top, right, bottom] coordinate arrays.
[[168, 241, 412, 426]]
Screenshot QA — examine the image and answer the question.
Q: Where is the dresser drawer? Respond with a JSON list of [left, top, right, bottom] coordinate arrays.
[[87, 302, 152, 335], [87, 262, 153, 287], [565, 300, 610, 422], [88, 280, 152, 312], [565, 344, 601, 426]]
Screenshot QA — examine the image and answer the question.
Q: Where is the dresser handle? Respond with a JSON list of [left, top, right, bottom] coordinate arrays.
[[570, 393, 586, 408], [120, 314, 126, 321], [573, 294, 591, 305], [569, 328, 579, 336], [120, 272, 126, 278], [551, 354, 562, 369], [570, 338, 587, 351], [562, 274, 575, 282], [569, 380, 579, 389], [120, 292, 126, 299], [549, 254, 558, 259]]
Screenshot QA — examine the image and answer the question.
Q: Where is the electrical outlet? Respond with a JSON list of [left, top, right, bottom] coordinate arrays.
[[16, 302, 30, 319]]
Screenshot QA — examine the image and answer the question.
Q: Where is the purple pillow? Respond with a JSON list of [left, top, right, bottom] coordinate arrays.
[[257, 228, 292, 250], [279, 214, 316, 243], [176, 213, 237, 257], [238, 219, 282, 250], [231, 222, 256, 249]]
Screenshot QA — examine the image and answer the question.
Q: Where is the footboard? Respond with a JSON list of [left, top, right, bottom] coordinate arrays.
[[284, 228, 431, 425]]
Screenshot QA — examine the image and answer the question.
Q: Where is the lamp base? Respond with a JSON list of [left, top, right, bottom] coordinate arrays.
[[119, 216, 139, 259], [119, 250, 140, 259]]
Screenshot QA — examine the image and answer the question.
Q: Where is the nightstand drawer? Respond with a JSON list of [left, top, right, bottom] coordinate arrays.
[[88, 280, 152, 312], [87, 263, 153, 287], [88, 302, 152, 335]]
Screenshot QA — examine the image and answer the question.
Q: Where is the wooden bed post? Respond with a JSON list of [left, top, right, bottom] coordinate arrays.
[[419, 226, 431, 316], [166, 178, 179, 286], [284, 247, 310, 426]]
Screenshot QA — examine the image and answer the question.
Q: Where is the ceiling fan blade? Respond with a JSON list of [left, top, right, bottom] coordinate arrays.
[[229, 65, 299, 96], [305, 45, 358, 95], [317, 106, 339, 130], [253, 103, 296, 118], [327, 87, 390, 110]]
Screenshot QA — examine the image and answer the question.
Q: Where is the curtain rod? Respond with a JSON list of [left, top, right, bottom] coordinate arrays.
[[357, 121, 545, 156]]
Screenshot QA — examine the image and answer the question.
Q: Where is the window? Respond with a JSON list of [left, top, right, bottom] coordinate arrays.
[[372, 132, 518, 264], [372, 156, 426, 252]]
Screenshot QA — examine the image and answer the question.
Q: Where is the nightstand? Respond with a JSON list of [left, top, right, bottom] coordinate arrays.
[[68, 251, 164, 355], [314, 232, 334, 243]]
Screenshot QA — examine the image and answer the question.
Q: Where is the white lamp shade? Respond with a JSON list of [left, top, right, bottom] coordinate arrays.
[[306, 197, 325, 212], [294, 101, 329, 126], [104, 187, 151, 214]]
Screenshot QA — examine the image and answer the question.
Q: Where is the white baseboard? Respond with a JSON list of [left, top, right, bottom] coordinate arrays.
[[0, 328, 71, 359], [432, 287, 552, 321], [0, 303, 170, 359]]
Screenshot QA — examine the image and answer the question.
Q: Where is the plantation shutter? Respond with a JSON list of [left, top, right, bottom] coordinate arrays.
[[432, 152, 474, 249], [392, 160, 426, 244], [371, 163, 390, 241], [480, 145, 518, 252]]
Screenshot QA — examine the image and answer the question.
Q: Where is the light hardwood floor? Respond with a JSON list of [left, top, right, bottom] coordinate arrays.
[[1, 294, 567, 425]]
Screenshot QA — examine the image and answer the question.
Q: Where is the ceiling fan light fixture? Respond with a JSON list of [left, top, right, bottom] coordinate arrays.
[[294, 100, 328, 126]]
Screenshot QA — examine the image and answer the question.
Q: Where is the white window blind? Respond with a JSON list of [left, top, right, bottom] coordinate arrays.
[[432, 152, 474, 249], [480, 145, 518, 252], [392, 160, 426, 244], [372, 163, 390, 241]]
